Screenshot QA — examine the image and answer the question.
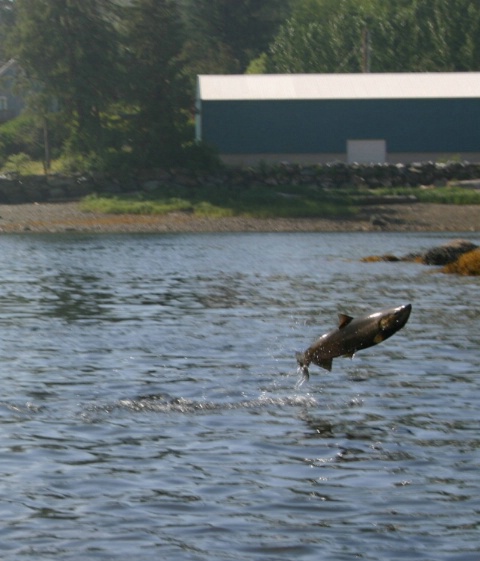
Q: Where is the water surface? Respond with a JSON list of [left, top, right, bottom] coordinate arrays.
[[0, 232, 479, 560]]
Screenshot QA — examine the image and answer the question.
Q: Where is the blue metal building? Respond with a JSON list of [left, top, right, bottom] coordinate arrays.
[[196, 73, 480, 165]]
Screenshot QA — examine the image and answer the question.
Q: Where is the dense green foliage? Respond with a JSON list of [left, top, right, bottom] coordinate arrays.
[[122, 0, 188, 167], [1, 0, 480, 172], [266, 0, 480, 73], [9, 0, 121, 154], [180, 0, 291, 75], [2, 0, 291, 169]]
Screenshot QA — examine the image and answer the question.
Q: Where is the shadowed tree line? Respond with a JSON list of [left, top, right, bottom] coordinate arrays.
[[0, 0, 479, 172]]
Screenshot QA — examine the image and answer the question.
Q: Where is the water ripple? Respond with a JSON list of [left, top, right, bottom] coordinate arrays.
[[0, 232, 478, 561]]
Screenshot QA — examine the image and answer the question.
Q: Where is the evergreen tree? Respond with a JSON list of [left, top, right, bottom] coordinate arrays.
[[9, 0, 121, 154], [123, 0, 189, 167], [181, 0, 292, 75]]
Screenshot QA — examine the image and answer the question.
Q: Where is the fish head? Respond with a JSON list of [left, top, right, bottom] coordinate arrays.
[[377, 303, 412, 340]]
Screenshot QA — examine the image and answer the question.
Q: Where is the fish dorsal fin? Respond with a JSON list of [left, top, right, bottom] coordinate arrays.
[[338, 313, 354, 329]]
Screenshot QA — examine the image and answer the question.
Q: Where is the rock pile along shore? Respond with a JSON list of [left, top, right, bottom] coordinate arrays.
[[1, 161, 480, 204]]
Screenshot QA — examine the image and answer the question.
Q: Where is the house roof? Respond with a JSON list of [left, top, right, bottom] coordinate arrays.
[[197, 72, 480, 101], [0, 59, 18, 77]]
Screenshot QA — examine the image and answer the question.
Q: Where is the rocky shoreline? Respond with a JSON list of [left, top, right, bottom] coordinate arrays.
[[0, 160, 478, 233], [0, 200, 478, 234]]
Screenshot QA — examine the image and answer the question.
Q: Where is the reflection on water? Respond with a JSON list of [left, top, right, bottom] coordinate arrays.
[[0, 232, 478, 561], [39, 273, 114, 320]]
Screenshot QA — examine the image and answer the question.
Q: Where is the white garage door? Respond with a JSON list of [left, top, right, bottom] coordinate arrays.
[[347, 139, 386, 164]]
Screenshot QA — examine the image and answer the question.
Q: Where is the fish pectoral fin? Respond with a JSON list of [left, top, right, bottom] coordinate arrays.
[[318, 358, 333, 372], [343, 352, 355, 359], [338, 313, 354, 329], [373, 333, 384, 344]]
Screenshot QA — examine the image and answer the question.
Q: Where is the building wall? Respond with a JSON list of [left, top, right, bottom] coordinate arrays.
[[199, 98, 480, 162]]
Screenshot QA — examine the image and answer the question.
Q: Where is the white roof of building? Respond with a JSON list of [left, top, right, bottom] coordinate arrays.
[[197, 73, 480, 101]]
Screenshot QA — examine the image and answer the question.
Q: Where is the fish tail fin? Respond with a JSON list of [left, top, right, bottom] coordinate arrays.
[[295, 364, 309, 388], [296, 351, 310, 387]]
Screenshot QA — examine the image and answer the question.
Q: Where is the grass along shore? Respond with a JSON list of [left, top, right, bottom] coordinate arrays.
[[79, 183, 480, 220], [0, 199, 478, 233]]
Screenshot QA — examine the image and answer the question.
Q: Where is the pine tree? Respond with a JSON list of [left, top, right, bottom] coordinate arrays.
[[9, 0, 121, 153], [123, 0, 189, 166], [182, 0, 291, 75]]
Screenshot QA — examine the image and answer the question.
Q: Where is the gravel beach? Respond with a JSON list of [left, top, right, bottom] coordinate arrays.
[[0, 201, 478, 234]]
